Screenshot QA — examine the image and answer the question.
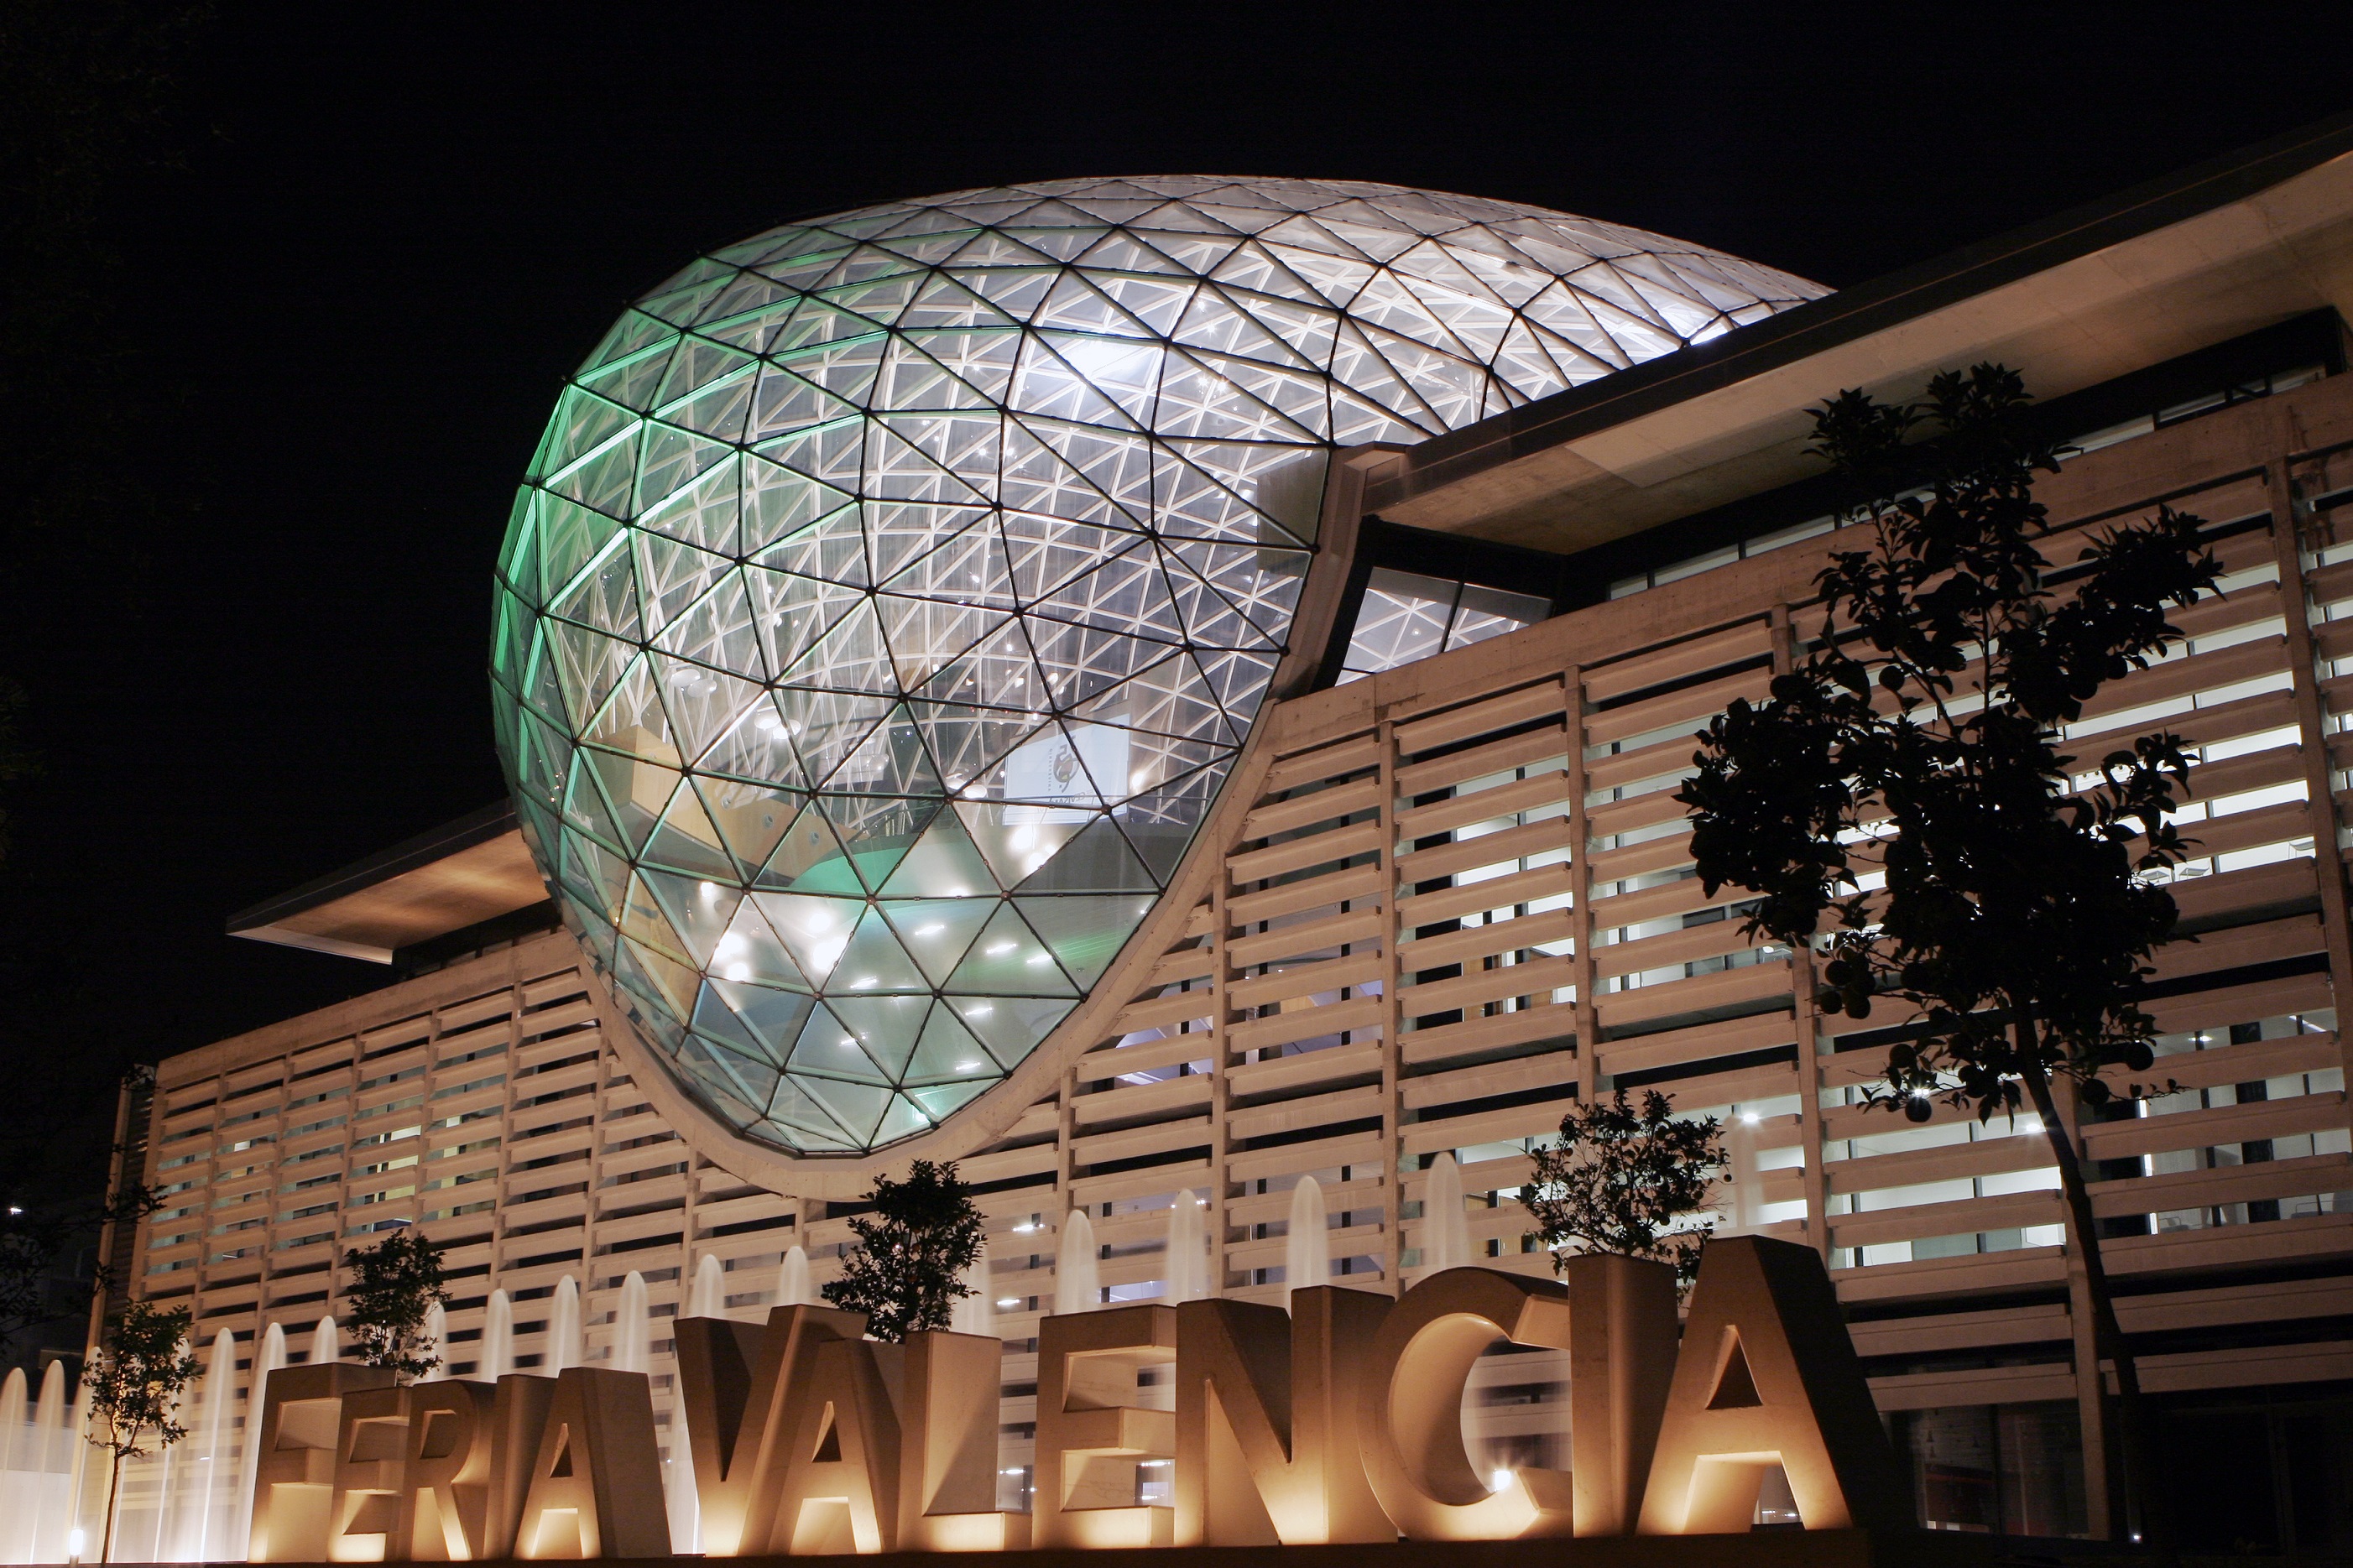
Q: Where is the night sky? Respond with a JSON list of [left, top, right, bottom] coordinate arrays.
[[9, 3, 2353, 1191]]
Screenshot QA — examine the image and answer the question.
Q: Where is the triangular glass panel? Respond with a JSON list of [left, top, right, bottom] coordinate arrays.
[[874, 1094, 936, 1146], [751, 890, 863, 982], [1014, 894, 1150, 991], [691, 986, 780, 1069], [943, 902, 1082, 998], [789, 1017, 895, 1103], [823, 993, 932, 1081], [639, 779, 741, 881], [904, 1079, 991, 1123], [708, 900, 811, 992], [949, 797, 1086, 888], [549, 533, 640, 642], [707, 977, 817, 1058], [819, 794, 936, 893], [1014, 815, 1159, 893], [774, 687, 895, 792], [639, 455, 743, 555], [744, 565, 865, 680], [827, 909, 931, 997], [947, 996, 1075, 1070], [754, 802, 863, 895], [581, 745, 676, 853], [879, 897, 997, 986], [879, 811, 1000, 899], [692, 774, 804, 881], [651, 654, 764, 763], [742, 460, 858, 561], [638, 865, 745, 966], [655, 571, 762, 679], [901, 1005, 995, 1086], [782, 597, 897, 696]]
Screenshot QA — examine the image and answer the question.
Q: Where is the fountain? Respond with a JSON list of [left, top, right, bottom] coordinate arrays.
[[149, 1334, 196, 1562], [1424, 1153, 1472, 1274], [1054, 1210, 1100, 1315], [690, 1253, 726, 1319], [616, 1270, 650, 1373], [308, 1315, 338, 1366], [185, 1330, 237, 1562], [1726, 1112, 1760, 1236], [951, 1242, 994, 1336], [1284, 1177, 1330, 1306], [482, 1289, 514, 1382], [0, 1367, 28, 1564], [231, 1323, 286, 1560], [1163, 1191, 1206, 1303], [550, 1277, 582, 1372], [33, 1360, 72, 1565], [776, 1246, 811, 1307], [666, 1266, 717, 1552], [419, 1301, 449, 1381]]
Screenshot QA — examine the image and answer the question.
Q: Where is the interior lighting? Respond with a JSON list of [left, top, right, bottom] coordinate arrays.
[[956, 1060, 983, 1072], [985, 941, 1015, 956], [916, 923, 944, 936], [487, 181, 1814, 1159], [1490, 1470, 1512, 1493], [1025, 953, 1052, 966], [996, 1297, 1020, 1309]]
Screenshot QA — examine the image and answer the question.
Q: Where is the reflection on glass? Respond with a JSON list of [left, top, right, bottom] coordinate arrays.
[[1338, 567, 1550, 682]]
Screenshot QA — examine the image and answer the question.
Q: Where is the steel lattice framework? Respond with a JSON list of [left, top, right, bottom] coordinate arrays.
[[488, 175, 1822, 1155]]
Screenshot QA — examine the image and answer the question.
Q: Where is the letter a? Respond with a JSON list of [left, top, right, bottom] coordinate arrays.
[[513, 1367, 670, 1558], [1637, 1237, 1907, 1534]]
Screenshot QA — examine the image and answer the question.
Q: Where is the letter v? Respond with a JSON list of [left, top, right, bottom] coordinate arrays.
[[675, 1303, 867, 1555]]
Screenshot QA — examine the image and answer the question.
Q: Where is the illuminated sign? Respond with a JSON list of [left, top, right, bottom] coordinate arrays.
[[248, 1237, 1903, 1560]]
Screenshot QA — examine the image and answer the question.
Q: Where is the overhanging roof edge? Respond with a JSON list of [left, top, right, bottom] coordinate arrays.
[[1367, 111, 2353, 513], [225, 800, 522, 938]]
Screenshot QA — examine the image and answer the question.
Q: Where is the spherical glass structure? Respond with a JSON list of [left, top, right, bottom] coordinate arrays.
[[490, 176, 1822, 1156]]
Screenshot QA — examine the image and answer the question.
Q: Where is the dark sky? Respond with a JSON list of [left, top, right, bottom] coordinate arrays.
[[13, 3, 2353, 1158]]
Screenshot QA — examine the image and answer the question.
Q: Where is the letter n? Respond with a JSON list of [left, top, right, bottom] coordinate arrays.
[[1173, 1286, 1390, 1545]]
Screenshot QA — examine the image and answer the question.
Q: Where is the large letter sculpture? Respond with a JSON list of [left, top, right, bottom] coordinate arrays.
[[675, 1308, 1013, 1555], [394, 1380, 496, 1561], [329, 1385, 414, 1560], [250, 1364, 397, 1562], [1172, 1287, 1391, 1545], [512, 1367, 670, 1558], [675, 1306, 868, 1555], [1358, 1268, 1578, 1539], [1562, 1253, 1680, 1536], [898, 1330, 1024, 1551], [1033, 1305, 1176, 1549], [1637, 1236, 1907, 1534], [770, 1336, 903, 1555]]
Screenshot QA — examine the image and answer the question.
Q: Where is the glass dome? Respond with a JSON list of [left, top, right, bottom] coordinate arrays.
[[489, 176, 1822, 1156]]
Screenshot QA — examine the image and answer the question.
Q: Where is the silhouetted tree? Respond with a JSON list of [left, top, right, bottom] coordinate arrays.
[[85, 1298, 200, 1561], [346, 1227, 451, 1383], [822, 1160, 984, 1341], [1519, 1088, 1724, 1293], [1677, 364, 2219, 1548]]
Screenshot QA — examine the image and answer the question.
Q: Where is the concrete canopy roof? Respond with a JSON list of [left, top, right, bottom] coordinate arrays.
[[226, 803, 546, 963], [1364, 115, 2353, 552]]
